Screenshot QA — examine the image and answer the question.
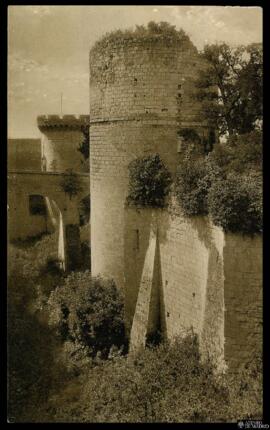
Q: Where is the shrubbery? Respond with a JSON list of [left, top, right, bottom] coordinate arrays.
[[8, 232, 59, 280], [7, 235, 67, 422], [209, 131, 262, 174], [127, 154, 172, 208], [37, 333, 262, 423], [208, 172, 262, 234], [175, 131, 262, 234], [175, 155, 210, 215], [8, 235, 263, 423], [48, 273, 126, 362]]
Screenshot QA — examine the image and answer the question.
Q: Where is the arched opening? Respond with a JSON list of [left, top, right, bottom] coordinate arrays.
[[29, 194, 47, 216], [27, 194, 65, 270], [24, 194, 49, 240]]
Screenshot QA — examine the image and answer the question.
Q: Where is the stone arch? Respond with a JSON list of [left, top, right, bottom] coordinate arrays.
[[27, 193, 66, 269], [8, 171, 90, 271]]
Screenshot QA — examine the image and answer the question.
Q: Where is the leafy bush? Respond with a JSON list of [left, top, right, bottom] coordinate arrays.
[[209, 131, 262, 174], [8, 232, 59, 280], [48, 273, 126, 360], [127, 154, 172, 208], [59, 169, 83, 199], [175, 155, 212, 216], [8, 236, 262, 424], [175, 130, 262, 235], [7, 237, 68, 422], [207, 172, 262, 234], [37, 333, 262, 423]]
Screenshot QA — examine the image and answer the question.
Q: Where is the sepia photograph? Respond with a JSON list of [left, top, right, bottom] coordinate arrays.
[[7, 4, 263, 423]]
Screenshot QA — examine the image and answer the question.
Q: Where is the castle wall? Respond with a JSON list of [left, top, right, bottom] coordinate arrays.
[[8, 171, 89, 270], [8, 187, 48, 240], [89, 32, 262, 371], [40, 129, 85, 172], [90, 36, 210, 290], [223, 234, 263, 371], [8, 139, 41, 171], [38, 115, 89, 173], [125, 205, 262, 371]]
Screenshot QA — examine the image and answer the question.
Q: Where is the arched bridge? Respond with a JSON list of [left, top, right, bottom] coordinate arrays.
[[8, 170, 90, 270]]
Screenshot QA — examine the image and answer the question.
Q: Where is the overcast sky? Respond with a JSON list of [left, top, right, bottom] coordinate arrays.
[[8, 5, 262, 138]]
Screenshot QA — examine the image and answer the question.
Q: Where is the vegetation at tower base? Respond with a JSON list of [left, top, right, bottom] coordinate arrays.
[[195, 43, 262, 137], [48, 273, 127, 364], [126, 154, 172, 208], [8, 233, 262, 422], [31, 334, 262, 423], [7, 234, 66, 422], [59, 168, 83, 199]]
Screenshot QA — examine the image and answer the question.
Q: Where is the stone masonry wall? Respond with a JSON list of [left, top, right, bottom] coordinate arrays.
[[223, 234, 263, 371], [8, 139, 41, 171], [125, 203, 262, 371], [90, 35, 210, 291], [90, 32, 262, 371], [38, 115, 89, 173], [8, 184, 48, 240], [90, 38, 208, 126], [8, 171, 89, 240]]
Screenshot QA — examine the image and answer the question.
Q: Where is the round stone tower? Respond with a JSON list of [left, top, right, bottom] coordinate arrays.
[[90, 27, 211, 290], [37, 115, 90, 173]]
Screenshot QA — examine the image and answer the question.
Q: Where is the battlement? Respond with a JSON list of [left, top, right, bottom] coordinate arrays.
[[37, 115, 90, 131]]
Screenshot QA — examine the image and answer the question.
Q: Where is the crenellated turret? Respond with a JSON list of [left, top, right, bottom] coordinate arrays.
[[37, 115, 90, 173]]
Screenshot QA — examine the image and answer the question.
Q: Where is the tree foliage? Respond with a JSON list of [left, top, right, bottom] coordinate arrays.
[[175, 149, 262, 235], [48, 273, 126, 361], [208, 172, 262, 234], [127, 154, 172, 208], [196, 43, 262, 136], [59, 169, 83, 199], [175, 155, 210, 216], [36, 333, 262, 423], [7, 235, 67, 422], [209, 130, 262, 174]]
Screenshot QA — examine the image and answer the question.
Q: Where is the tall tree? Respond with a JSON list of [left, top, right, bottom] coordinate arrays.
[[196, 43, 262, 137]]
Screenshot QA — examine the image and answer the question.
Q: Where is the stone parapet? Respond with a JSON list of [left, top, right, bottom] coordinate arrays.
[[37, 114, 90, 131]]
